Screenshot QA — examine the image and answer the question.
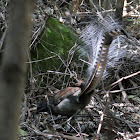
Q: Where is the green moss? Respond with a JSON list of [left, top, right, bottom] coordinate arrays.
[[31, 17, 78, 72]]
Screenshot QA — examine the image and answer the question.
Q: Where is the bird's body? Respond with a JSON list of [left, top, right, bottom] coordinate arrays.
[[37, 86, 92, 116]]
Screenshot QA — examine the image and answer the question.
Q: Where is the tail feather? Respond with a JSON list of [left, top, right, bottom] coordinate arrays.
[[80, 15, 127, 94]]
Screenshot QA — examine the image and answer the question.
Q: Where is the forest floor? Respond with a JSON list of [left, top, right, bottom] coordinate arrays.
[[1, 0, 139, 139], [21, 1, 140, 140]]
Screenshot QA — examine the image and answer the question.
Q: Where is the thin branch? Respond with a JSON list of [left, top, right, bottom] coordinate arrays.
[[110, 71, 140, 87]]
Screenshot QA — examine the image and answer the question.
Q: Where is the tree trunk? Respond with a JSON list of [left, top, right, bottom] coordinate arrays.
[[0, 0, 33, 140]]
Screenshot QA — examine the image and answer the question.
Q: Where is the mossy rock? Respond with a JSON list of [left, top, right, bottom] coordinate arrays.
[[31, 17, 79, 73]]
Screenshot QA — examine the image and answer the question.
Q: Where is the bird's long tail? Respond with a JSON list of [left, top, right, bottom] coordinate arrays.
[[80, 15, 127, 94]]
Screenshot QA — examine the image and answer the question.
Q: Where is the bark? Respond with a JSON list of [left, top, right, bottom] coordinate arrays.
[[0, 0, 33, 140]]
